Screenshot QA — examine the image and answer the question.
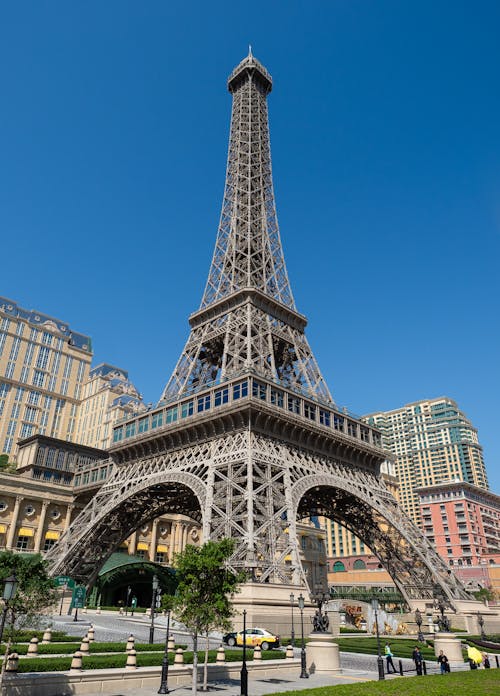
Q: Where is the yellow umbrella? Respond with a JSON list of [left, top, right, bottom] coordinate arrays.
[[467, 646, 483, 664]]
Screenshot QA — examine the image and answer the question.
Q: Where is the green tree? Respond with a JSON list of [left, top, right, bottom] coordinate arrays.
[[0, 551, 58, 664], [473, 586, 497, 603], [0, 455, 16, 473], [172, 539, 243, 694]]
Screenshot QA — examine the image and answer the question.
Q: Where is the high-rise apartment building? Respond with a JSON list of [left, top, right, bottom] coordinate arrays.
[[75, 364, 146, 449], [363, 397, 488, 524], [417, 481, 500, 568], [0, 296, 92, 456]]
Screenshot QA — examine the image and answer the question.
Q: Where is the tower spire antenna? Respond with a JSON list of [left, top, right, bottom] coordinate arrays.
[[248, 44, 252, 57]]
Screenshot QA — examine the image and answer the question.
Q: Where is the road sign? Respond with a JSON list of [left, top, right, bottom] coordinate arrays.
[[72, 585, 86, 609], [55, 575, 75, 589]]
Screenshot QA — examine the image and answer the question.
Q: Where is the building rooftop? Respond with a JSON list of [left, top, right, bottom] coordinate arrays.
[[0, 296, 92, 353]]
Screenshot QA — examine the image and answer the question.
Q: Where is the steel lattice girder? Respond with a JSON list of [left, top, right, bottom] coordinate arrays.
[[46, 428, 470, 606]]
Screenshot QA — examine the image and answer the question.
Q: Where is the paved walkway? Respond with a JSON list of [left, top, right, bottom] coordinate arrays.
[[80, 666, 388, 696]]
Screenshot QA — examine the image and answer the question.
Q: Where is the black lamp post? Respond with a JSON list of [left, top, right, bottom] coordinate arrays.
[[158, 608, 171, 694], [371, 599, 385, 681], [297, 593, 308, 679], [240, 609, 248, 696], [290, 593, 295, 647], [414, 609, 425, 643], [477, 611, 486, 640], [149, 574, 159, 644], [0, 574, 18, 650], [125, 585, 132, 616]]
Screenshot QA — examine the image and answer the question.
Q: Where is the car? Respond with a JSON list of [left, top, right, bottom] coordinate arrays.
[[223, 627, 280, 650]]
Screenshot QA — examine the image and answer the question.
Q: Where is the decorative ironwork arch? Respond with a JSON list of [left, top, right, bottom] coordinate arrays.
[[292, 474, 470, 605]]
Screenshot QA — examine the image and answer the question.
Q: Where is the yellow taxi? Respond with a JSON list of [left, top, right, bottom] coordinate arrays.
[[235, 627, 280, 650]]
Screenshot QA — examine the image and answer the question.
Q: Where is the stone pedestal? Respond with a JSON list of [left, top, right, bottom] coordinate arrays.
[[306, 632, 341, 674], [433, 633, 464, 665]]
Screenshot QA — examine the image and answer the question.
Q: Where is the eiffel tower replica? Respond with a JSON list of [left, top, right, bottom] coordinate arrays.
[[47, 51, 473, 616]]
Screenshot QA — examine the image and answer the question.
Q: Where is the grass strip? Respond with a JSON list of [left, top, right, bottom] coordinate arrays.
[[265, 670, 499, 696]]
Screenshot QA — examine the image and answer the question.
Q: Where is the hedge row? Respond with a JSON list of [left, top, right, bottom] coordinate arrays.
[[17, 649, 284, 673], [2, 642, 185, 656]]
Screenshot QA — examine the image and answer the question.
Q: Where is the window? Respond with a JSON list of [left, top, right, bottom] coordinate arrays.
[[32, 370, 46, 387], [333, 561, 346, 572], [166, 407, 178, 424], [214, 388, 229, 407], [181, 401, 194, 418], [151, 411, 164, 429], [270, 388, 284, 407], [197, 395, 211, 412], [319, 409, 330, 426], [353, 559, 366, 570], [113, 427, 124, 443], [125, 422, 136, 438], [43, 538, 56, 552], [138, 416, 150, 433], [233, 381, 248, 400], [288, 396, 301, 414], [347, 421, 357, 437], [28, 390, 41, 405], [333, 414, 344, 431], [36, 346, 51, 370], [304, 403, 316, 420], [155, 552, 165, 564], [20, 423, 34, 439], [16, 535, 30, 550], [252, 381, 267, 400]]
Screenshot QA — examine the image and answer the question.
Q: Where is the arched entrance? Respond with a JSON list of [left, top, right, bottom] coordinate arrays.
[[47, 472, 204, 587], [89, 553, 177, 608]]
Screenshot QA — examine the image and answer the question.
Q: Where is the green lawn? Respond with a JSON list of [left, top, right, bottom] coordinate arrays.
[[267, 670, 499, 696]]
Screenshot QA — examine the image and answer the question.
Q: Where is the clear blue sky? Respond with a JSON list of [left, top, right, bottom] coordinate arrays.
[[1, 3, 499, 491]]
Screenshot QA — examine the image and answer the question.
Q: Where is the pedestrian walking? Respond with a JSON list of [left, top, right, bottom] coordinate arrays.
[[482, 652, 490, 669], [412, 646, 423, 675], [437, 650, 449, 674], [384, 643, 397, 674]]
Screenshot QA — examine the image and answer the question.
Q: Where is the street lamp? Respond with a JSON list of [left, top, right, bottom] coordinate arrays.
[[149, 574, 159, 644], [297, 593, 308, 679], [371, 599, 385, 681], [414, 608, 425, 643], [158, 607, 171, 694], [477, 611, 486, 640], [125, 585, 132, 616], [0, 575, 18, 648], [289, 593, 295, 647], [240, 609, 248, 696]]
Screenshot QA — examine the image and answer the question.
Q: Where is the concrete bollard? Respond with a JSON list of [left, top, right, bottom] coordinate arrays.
[[216, 644, 225, 664], [119, 607, 124, 615], [41, 628, 52, 644], [5, 653, 19, 673], [125, 649, 137, 670], [82, 605, 87, 614], [253, 645, 262, 661], [285, 644, 294, 659], [79, 637, 90, 655], [27, 638, 39, 656], [87, 624, 95, 642], [70, 651, 83, 672], [126, 634, 135, 652], [174, 648, 184, 665], [96, 606, 101, 614], [167, 635, 175, 653]]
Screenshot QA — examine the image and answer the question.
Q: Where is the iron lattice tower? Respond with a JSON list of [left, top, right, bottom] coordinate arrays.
[[46, 52, 471, 608]]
